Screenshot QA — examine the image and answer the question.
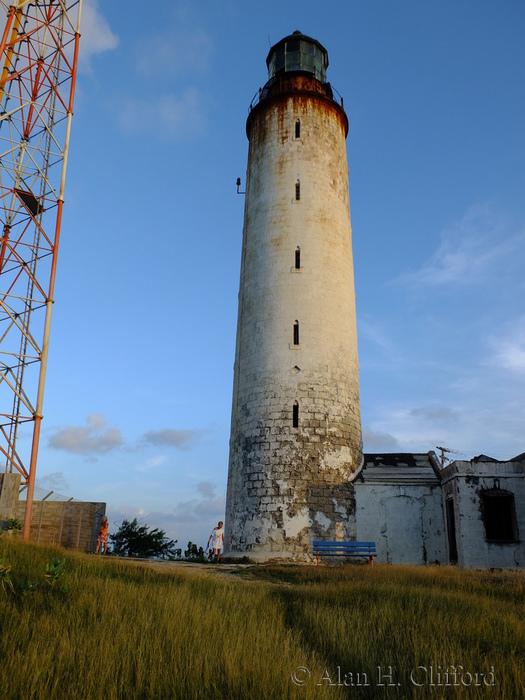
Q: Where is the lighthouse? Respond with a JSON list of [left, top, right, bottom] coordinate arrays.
[[225, 31, 362, 560]]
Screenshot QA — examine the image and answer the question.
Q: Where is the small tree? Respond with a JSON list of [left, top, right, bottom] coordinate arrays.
[[184, 541, 206, 562], [109, 518, 180, 559]]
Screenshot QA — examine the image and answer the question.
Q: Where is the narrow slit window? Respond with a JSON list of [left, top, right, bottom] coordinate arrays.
[[445, 498, 458, 563], [293, 320, 300, 345], [295, 180, 300, 201], [295, 119, 301, 138], [293, 401, 299, 428], [295, 246, 300, 269]]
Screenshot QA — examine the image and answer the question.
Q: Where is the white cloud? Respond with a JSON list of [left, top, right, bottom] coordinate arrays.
[[490, 319, 525, 375], [498, 343, 525, 373], [363, 393, 524, 463], [360, 205, 525, 462], [197, 480, 215, 498], [136, 28, 213, 80], [398, 205, 523, 288], [87, 413, 107, 430], [362, 427, 401, 453], [172, 492, 225, 525], [108, 483, 226, 550], [115, 89, 206, 142], [36, 471, 70, 493], [134, 455, 168, 474], [143, 428, 196, 449], [78, 0, 119, 70], [48, 413, 122, 455], [358, 318, 396, 352], [408, 406, 459, 422]]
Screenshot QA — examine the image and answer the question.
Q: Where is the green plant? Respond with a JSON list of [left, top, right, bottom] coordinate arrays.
[[110, 518, 179, 559], [0, 556, 15, 594], [6, 517, 22, 531], [22, 580, 38, 594], [44, 557, 66, 586], [184, 541, 206, 562]]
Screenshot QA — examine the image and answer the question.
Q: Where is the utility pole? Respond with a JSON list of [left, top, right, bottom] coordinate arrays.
[[436, 445, 461, 469]]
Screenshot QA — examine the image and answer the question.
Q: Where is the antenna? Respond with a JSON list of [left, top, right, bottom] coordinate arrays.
[[236, 178, 246, 195], [436, 446, 465, 468], [0, 1, 82, 540]]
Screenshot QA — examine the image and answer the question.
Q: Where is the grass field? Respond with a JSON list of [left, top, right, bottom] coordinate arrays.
[[1, 539, 524, 699]]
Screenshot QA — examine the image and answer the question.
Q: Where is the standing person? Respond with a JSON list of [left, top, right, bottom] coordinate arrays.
[[207, 521, 225, 563], [95, 515, 109, 555]]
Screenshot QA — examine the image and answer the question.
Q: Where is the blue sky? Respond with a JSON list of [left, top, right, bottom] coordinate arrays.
[[19, 0, 525, 548]]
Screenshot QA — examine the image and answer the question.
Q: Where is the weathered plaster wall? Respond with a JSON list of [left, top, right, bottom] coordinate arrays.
[[0, 472, 21, 524], [226, 77, 362, 560], [441, 459, 525, 569], [355, 483, 447, 565]]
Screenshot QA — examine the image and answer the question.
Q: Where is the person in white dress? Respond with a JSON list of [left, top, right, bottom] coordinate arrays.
[[207, 521, 225, 563]]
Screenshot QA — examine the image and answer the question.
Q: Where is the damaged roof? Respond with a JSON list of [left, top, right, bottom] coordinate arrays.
[[471, 452, 525, 463], [359, 452, 442, 484]]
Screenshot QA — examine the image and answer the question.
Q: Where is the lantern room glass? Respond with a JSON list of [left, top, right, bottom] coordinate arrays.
[[267, 37, 328, 83]]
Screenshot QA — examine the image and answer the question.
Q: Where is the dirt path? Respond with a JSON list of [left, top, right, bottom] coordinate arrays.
[[120, 557, 253, 580]]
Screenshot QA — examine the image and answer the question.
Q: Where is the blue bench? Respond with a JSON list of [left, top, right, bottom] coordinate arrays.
[[313, 541, 377, 567]]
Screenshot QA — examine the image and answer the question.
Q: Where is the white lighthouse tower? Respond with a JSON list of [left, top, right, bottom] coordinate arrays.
[[225, 31, 362, 560]]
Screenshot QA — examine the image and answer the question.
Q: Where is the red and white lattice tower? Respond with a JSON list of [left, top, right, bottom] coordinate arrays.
[[0, 0, 82, 538]]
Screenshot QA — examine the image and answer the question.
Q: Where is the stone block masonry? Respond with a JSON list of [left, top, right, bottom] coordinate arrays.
[[225, 33, 362, 561]]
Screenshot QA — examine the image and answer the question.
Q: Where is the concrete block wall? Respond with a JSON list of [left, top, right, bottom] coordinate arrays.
[[1, 473, 105, 552], [14, 499, 105, 552], [0, 473, 21, 524]]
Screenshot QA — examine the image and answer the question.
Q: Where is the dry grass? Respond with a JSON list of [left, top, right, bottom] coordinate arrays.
[[1, 540, 524, 699]]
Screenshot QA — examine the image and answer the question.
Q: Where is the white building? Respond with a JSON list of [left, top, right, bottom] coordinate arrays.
[[440, 454, 524, 568], [355, 452, 524, 568]]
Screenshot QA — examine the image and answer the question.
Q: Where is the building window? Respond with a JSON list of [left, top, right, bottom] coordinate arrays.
[[295, 119, 301, 138], [293, 320, 299, 345], [295, 246, 300, 269], [295, 180, 300, 201], [292, 401, 299, 428], [481, 489, 519, 542], [445, 498, 458, 563]]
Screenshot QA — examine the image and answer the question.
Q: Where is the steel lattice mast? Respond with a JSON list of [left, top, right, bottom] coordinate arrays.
[[0, 0, 82, 540]]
